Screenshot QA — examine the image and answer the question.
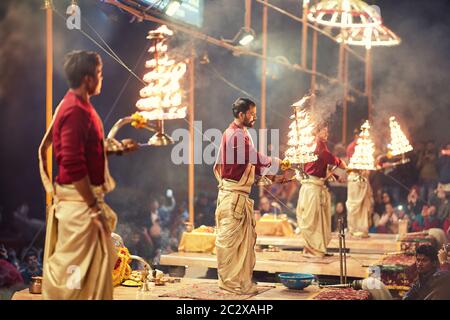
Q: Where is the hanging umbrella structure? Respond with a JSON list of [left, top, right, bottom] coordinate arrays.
[[335, 23, 401, 120], [307, 0, 382, 29], [335, 23, 401, 49], [307, 0, 382, 143]]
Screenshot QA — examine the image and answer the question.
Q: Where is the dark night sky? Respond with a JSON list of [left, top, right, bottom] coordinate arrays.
[[0, 0, 449, 224]]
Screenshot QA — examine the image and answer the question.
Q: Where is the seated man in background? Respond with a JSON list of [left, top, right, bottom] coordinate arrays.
[[373, 203, 399, 234], [19, 250, 42, 285], [403, 245, 450, 300], [429, 183, 450, 225], [422, 205, 441, 230], [259, 196, 273, 215], [331, 202, 347, 233]]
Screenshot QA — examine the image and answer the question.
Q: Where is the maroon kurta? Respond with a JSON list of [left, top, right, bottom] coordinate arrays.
[[304, 139, 342, 178], [218, 122, 272, 181], [53, 90, 105, 186]]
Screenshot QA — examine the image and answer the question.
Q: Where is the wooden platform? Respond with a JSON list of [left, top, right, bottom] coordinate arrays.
[[256, 233, 399, 254], [12, 278, 322, 300], [160, 251, 383, 278]]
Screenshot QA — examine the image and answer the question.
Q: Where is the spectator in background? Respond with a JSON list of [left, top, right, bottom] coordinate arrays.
[[429, 184, 450, 225], [0, 244, 24, 299], [405, 186, 425, 231], [382, 191, 393, 206], [373, 189, 384, 215], [259, 196, 272, 215], [146, 199, 162, 264], [417, 140, 439, 202], [374, 152, 403, 204], [423, 205, 441, 230], [442, 216, 450, 238], [373, 203, 399, 234], [374, 191, 393, 215], [168, 202, 189, 252], [410, 141, 425, 184], [158, 189, 176, 229], [195, 192, 215, 227], [127, 225, 154, 269], [19, 250, 42, 285], [410, 211, 425, 232], [149, 199, 160, 229], [6, 248, 20, 270], [406, 186, 425, 218], [438, 142, 450, 185], [332, 202, 347, 232], [396, 205, 410, 225]]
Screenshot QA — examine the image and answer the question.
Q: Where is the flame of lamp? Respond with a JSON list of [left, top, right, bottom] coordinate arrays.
[[348, 120, 376, 170], [388, 116, 413, 156], [136, 25, 187, 121]]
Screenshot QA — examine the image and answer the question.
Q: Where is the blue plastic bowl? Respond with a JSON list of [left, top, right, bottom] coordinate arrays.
[[278, 273, 315, 290]]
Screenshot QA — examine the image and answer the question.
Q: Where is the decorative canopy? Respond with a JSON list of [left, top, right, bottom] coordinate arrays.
[[307, 0, 381, 29], [335, 23, 401, 49]]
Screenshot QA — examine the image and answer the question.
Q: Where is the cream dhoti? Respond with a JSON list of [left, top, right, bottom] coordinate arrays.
[[346, 172, 373, 236], [214, 163, 257, 294], [42, 184, 118, 300], [296, 175, 331, 257]]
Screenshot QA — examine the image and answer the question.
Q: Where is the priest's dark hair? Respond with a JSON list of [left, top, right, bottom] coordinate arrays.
[[232, 97, 255, 118], [63, 50, 102, 89]]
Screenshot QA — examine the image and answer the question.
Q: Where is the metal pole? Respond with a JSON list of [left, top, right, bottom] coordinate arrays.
[[365, 48, 372, 121], [245, 0, 252, 31], [301, 0, 309, 68], [45, 0, 53, 211], [342, 47, 348, 144], [188, 50, 195, 226], [259, 0, 268, 198], [310, 23, 318, 93], [343, 225, 348, 284], [338, 219, 344, 284], [338, 43, 346, 81]]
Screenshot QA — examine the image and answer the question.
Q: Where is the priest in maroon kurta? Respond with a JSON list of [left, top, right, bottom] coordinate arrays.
[[213, 98, 279, 294], [296, 124, 347, 257], [38, 51, 137, 300]]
